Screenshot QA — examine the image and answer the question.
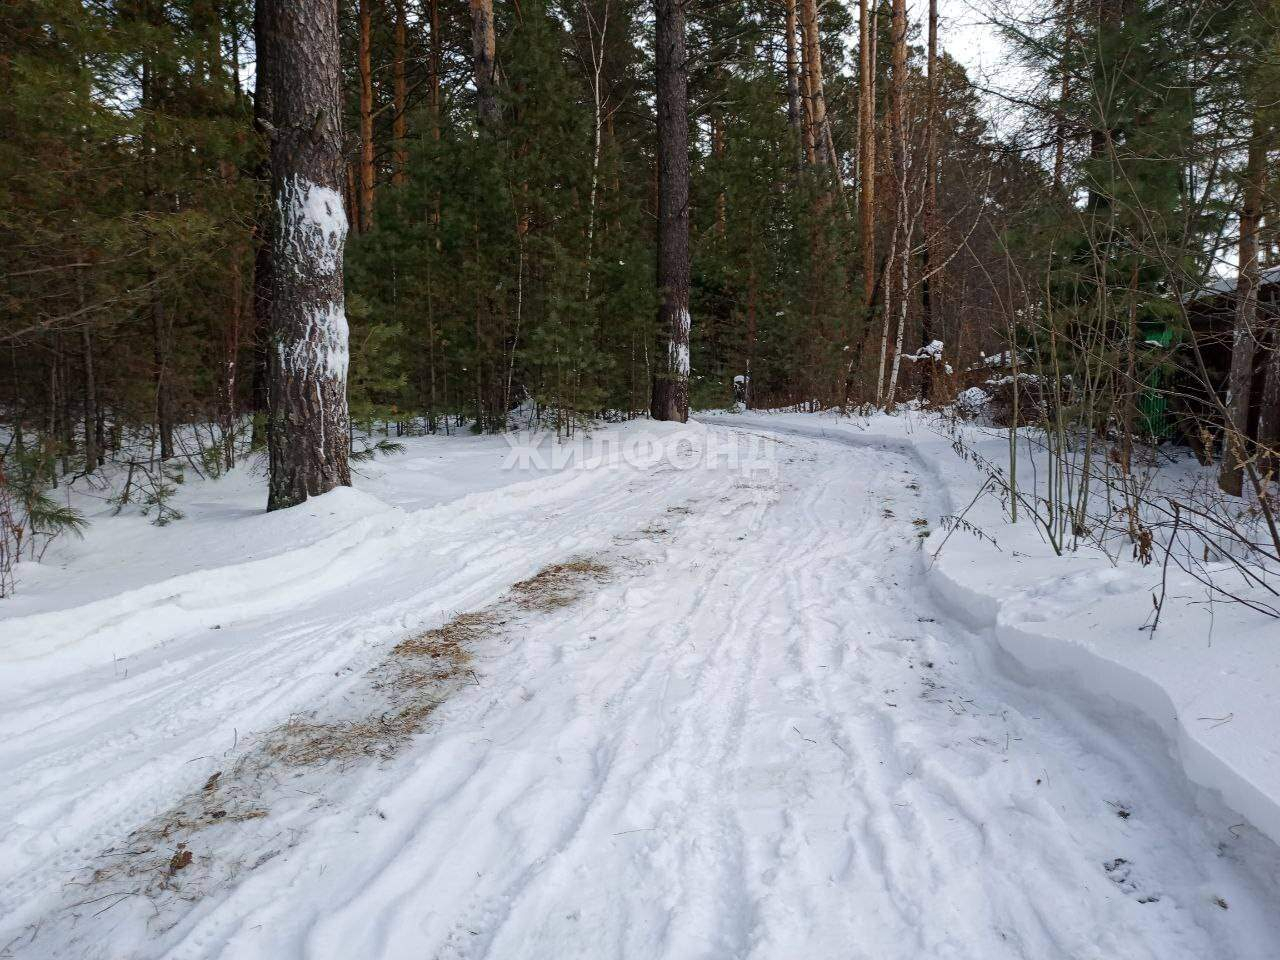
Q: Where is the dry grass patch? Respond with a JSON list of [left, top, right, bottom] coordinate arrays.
[[268, 611, 491, 767], [393, 610, 493, 660], [260, 701, 440, 767], [71, 769, 272, 907], [508, 558, 612, 611]]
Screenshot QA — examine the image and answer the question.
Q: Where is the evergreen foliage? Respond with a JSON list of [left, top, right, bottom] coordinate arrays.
[[2, 0, 1276, 516]]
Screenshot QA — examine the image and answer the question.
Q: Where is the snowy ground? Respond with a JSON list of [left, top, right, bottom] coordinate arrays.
[[2, 417, 1279, 959]]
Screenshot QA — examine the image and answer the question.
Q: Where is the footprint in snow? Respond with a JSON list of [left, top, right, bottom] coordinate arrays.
[[1104, 857, 1160, 904]]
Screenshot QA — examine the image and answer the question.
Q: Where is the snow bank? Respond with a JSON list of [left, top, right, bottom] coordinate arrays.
[[715, 410, 1280, 851]]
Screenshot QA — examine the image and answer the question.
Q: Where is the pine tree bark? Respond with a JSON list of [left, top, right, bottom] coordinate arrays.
[[712, 108, 726, 237], [46, 341, 59, 450], [58, 334, 73, 475], [346, 161, 362, 234], [471, 0, 499, 129], [74, 263, 99, 472], [251, 0, 275, 446], [784, 0, 803, 170], [430, 0, 442, 143], [799, 0, 830, 170], [858, 0, 876, 314], [1052, 0, 1074, 194], [392, 0, 408, 187], [224, 248, 243, 468], [879, 0, 908, 407], [358, 0, 376, 230], [150, 269, 174, 461], [1220, 111, 1268, 496], [261, 0, 352, 510], [80, 328, 98, 472], [1257, 314, 1280, 462], [651, 0, 690, 423], [918, 0, 939, 402], [745, 263, 758, 408], [139, 28, 175, 464]]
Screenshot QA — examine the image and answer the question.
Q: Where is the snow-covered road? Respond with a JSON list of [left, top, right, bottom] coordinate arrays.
[[3, 422, 1278, 959]]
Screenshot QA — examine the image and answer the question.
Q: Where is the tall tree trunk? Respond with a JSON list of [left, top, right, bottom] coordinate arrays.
[[651, 0, 690, 423], [250, 0, 275, 446], [80, 328, 98, 472], [798, 0, 828, 169], [1119, 263, 1139, 475], [74, 264, 99, 472], [583, 0, 608, 303], [796, 0, 815, 165], [261, 0, 353, 510], [430, 0, 442, 142], [712, 109, 726, 237], [140, 30, 175, 464], [150, 270, 174, 462], [1052, 0, 1074, 194], [1220, 111, 1268, 496], [469, 0, 501, 429], [229, 0, 244, 106], [880, 0, 908, 407], [798, 0, 829, 172], [745, 263, 758, 408], [1086, 0, 1122, 215], [428, 0, 443, 238], [918, 0, 938, 402], [858, 0, 876, 314], [471, 0, 499, 129], [358, 0, 376, 230], [1257, 304, 1280, 464], [57, 333, 72, 476], [46, 340, 58, 455], [784, 0, 803, 170], [392, 0, 408, 187], [346, 161, 362, 234], [224, 248, 243, 468]]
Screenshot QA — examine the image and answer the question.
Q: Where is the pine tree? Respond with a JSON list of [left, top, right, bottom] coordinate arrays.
[[260, 0, 353, 509], [651, 0, 691, 422]]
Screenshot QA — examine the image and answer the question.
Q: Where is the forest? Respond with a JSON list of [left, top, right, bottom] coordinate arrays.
[[4, 0, 1273, 507]]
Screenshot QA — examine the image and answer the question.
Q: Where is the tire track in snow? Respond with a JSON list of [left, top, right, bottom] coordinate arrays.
[[166, 446, 785, 959], [465, 487, 787, 959], [287, 424, 1280, 960], [0, 435, 740, 956], [714, 425, 1280, 959], [8, 424, 1280, 959]]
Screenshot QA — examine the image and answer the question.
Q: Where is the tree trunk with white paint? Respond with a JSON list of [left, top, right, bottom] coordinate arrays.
[[652, 0, 690, 423], [261, 0, 352, 511]]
